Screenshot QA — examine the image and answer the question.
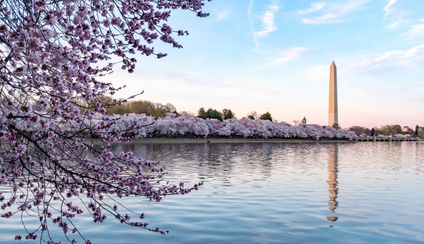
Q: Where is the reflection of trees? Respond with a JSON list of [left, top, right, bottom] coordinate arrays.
[[112, 143, 278, 182], [326, 144, 339, 222]]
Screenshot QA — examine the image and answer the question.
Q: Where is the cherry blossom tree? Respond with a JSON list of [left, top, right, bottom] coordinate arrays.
[[102, 113, 358, 140], [0, 0, 209, 242]]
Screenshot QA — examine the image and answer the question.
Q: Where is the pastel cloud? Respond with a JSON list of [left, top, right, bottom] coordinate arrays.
[[248, 0, 280, 49], [405, 19, 424, 39], [298, 0, 368, 24], [215, 8, 231, 21], [349, 44, 424, 70], [263, 47, 310, 67], [384, 0, 397, 17], [253, 3, 280, 38]]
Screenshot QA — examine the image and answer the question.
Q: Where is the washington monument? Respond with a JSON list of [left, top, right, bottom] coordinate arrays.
[[328, 61, 338, 127]]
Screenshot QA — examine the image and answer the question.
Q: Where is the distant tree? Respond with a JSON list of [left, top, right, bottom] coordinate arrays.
[[259, 112, 273, 121], [332, 123, 340, 129], [392, 124, 402, 134], [152, 105, 171, 118], [198, 107, 207, 119], [222, 109, 235, 119], [129, 101, 156, 115], [416, 125, 420, 137], [348, 126, 371, 136], [105, 100, 176, 118], [206, 108, 223, 121], [89, 96, 114, 107], [371, 128, 376, 136], [108, 104, 131, 115], [247, 111, 257, 120], [166, 103, 177, 113], [87, 96, 117, 114], [378, 125, 402, 135]]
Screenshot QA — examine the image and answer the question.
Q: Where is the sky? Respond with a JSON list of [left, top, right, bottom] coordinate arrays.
[[105, 0, 424, 128]]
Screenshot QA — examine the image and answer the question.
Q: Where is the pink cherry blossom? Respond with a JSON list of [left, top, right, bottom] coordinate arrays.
[[1, 0, 209, 242], [93, 113, 357, 141]]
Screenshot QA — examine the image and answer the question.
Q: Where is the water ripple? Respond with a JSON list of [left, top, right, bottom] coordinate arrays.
[[1, 142, 423, 243]]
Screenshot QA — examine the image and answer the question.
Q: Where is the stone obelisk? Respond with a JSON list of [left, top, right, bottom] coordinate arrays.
[[328, 61, 338, 128]]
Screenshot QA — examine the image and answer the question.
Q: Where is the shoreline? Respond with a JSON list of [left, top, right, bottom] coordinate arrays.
[[120, 138, 356, 144]]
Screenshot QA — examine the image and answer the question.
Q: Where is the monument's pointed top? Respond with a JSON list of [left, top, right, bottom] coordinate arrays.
[[331, 60, 336, 65]]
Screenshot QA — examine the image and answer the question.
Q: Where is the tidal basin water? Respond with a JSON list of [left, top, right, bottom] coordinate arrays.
[[1, 142, 424, 243]]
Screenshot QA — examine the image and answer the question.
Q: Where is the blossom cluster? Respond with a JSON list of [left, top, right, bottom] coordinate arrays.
[[102, 113, 358, 141], [1, 0, 209, 242]]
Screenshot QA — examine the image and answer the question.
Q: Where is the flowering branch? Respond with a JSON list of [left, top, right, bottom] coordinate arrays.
[[0, 0, 209, 242]]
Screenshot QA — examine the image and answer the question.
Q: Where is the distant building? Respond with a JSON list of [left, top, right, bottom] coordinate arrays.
[[300, 117, 307, 126], [402, 126, 413, 134], [418, 127, 424, 138]]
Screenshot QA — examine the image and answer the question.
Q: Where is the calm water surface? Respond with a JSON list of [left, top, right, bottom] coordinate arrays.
[[1, 142, 423, 243]]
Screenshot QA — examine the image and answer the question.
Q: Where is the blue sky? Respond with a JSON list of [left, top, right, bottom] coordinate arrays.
[[107, 0, 424, 128]]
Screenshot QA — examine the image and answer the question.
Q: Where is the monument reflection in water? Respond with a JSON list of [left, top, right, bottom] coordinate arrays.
[[327, 144, 339, 223]]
